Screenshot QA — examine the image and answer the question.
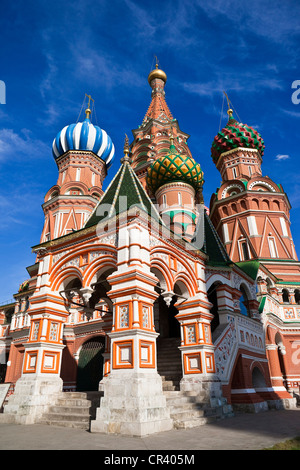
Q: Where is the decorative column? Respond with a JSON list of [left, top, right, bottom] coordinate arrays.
[[90, 222, 173, 436], [265, 343, 293, 399], [176, 295, 224, 405], [3, 252, 68, 424]]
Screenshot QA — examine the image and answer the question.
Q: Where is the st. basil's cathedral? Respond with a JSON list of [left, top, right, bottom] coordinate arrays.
[[0, 63, 299, 436]]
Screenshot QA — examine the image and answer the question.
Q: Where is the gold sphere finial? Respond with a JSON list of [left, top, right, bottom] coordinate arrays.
[[84, 94, 94, 120], [121, 134, 131, 163], [227, 108, 233, 119], [148, 56, 167, 85]]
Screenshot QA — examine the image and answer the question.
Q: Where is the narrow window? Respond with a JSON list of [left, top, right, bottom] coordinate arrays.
[[178, 192, 182, 205], [76, 168, 81, 182], [242, 241, 250, 260]]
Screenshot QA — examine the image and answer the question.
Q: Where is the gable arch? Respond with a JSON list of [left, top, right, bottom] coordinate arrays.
[[150, 261, 173, 292], [206, 273, 231, 292], [84, 256, 117, 287], [173, 273, 196, 297], [52, 267, 83, 292]]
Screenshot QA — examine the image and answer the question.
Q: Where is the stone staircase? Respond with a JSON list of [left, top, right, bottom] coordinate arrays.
[[37, 337, 233, 432], [157, 337, 233, 429], [38, 391, 103, 430], [157, 337, 182, 391], [163, 386, 233, 429]]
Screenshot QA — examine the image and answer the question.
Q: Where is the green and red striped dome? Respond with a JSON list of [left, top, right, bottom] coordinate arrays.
[[211, 117, 265, 163]]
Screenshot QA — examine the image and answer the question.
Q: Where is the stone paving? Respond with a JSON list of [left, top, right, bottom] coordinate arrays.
[[0, 408, 300, 451]]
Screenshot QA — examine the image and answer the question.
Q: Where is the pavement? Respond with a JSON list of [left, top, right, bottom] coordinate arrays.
[[0, 408, 300, 452]]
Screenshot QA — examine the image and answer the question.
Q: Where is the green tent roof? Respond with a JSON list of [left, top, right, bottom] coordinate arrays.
[[191, 209, 231, 265], [85, 160, 161, 228]]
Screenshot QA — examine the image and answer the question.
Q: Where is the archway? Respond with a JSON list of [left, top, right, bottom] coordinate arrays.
[[239, 285, 250, 317], [76, 336, 105, 392], [252, 366, 267, 388], [152, 277, 182, 387], [153, 291, 180, 339], [207, 283, 221, 335]]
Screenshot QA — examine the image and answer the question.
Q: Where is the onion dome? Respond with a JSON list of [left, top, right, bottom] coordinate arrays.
[[146, 138, 204, 194], [211, 109, 265, 163], [52, 107, 115, 168], [148, 62, 167, 85]]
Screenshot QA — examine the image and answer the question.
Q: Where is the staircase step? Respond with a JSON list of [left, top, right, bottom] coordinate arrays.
[[173, 416, 215, 429], [171, 409, 205, 420], [49, 405, 90, 415], [56, 398, 91, 407], [42, 412, 90, 422], [60, 392, 88, 399], [39, 418, 90, 429], [38, 391, 92, 430]]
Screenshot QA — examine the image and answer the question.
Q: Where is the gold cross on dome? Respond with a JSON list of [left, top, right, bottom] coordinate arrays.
[[85, 94, 94, 119], [223, 91, 233, 118]]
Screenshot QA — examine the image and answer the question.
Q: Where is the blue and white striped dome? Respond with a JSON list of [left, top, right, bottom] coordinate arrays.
[[52, 116, 115, 168]]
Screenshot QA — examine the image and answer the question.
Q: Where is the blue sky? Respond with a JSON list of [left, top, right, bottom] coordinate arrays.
[[1, 0, 300, 301]]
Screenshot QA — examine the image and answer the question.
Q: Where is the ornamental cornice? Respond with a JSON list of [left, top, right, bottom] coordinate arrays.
[[248, 180, 277, 192], [221, 183, 244, 199], [32, 225, 97, 253], [216, 147, 260, 165]]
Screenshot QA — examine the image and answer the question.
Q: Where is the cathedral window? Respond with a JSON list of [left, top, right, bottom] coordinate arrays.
[[242, 242, 250, 260], [67, 188, 83, 195], [282, 289, 290, 303], [76, 167, 81, 181], [295, 289, 300, 304], [239, 286, 250, 317], [50, 190, 59, 199], [238, 239, 250, 261]]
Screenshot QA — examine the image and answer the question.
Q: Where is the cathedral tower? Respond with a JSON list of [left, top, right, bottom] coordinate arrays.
[[130, 62, 193, 191], [40, 101, 115, 242], [209, 105, 298, 272], [130, 62, 204, 239]]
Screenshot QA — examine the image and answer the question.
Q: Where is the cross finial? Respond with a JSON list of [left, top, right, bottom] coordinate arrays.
[[85, 93, 94, 119], [223, 91, 233, 119], [121, 134, 131, 163]]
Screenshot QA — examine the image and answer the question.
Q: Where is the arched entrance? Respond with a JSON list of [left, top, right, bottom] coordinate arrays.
[[154, 294, 180, 339], [76, 336, 105, 392], [252, 366, 267, 389], [207, 283, 220, 335], [153, 281, 183, 388]]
